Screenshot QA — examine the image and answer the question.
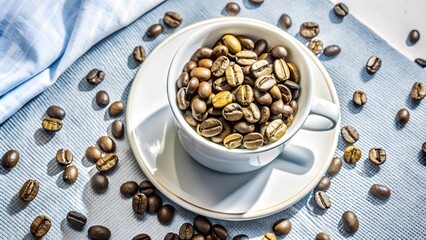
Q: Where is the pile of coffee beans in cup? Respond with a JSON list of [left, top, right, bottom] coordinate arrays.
[[176, 34, 301, 149]]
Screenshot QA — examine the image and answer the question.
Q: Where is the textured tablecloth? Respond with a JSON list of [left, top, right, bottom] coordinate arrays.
[[1, 0, 426, 239]]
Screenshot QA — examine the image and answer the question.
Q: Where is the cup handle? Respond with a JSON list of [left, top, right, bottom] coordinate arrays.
[[302, 97, 340, 131]]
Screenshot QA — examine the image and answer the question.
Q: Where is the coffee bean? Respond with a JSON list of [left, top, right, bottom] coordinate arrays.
[[266, 119, 287, 141], [91, 173, 109, 192], [243, 103, 261, 123], [46, 105, 66, 120], [253, 39, 268, 56], [366, 56, 381, 74], [56, 148, 73, 166], [177, 88, 190, 110], [164, 12, 183, 28], [190, 68, 211, 82], [316, 176, 331, 191], [249, 0, 264, 4], [108, 101, 124, 117], [341, 125, 359, 144], [255, 75, 275, 91], [369, 184, 391, 200], [315, 232, 331, 240], [19, 179, 39, 202], [233, 234, 249, 240], [308, 39, 323, 55], [237, 36, 255, 50], [164, 233, 180, 240], [63, 165, 78, 183], [197, 118, 223, 137], [262, 232, 277, 240], [226, 64, 244, 87], [279, 14, 292, 30], [254, 89, 273, 105], [225, 2, 240, 16], [270, 45, 287, 59], [353, 90, 367, 106], [193, 47, 213, 61], [273, 59, 290, 81], [243, 132, 264, 149], [132, 233, 151, 240], [235, 85, 254, 106], [223, 103, 243, 121], [368, 147, 386, 165], [323, 45, 341, 57], [96, 154, 118, 172], [211, 118, 232, 143], [408, 30, 420, 44], [342, 211, 359, 233], [423, 142, 426, 154], [258, 106, 271, 124], [86, 146, 102, 162], [87, 69, 105, 85], [411, 82, 426, 100], [133, 45, 147, 63], [211, 224, 227, 240], [234, 121, 255, 134], [290, 100, 298, 114], [30, 215, 51, 238], [147, 24, 163, 38], [211, 56, 230, 77], [343, 146, 361, 164], [236, 51, 257, 66], [193, 215, 212, 235], [111, 120, 124, 139], [327, 157, 342, 176], [184, 61, 197, 73], [157, 204, 175, 224], [192, 234, 206, 240], [67, 211, 87, 229], [334, 3, 349, 17], [1, 149, 20, 170], [287, 61, 300, 83], [139, 180, 156, 196], [147, 194, 162, 213], [272, 219, 291, 236], [270, 99, 285, 115], [179, 223, 194, 240], [98, 136, 116, 153], [120, 181, 138, 197], [415, 58, 426, 68], [42, 117, 62, 132], [198, 59, 213, 69], [300, 22, 319, 38], [212, 91, 233, 108], [133, 193, 148, 214], [315, 191, 331, 209], [95, 90, 110, 108], [251, 60, 272, 78], [88, 225, 111, 240], [396, 108, 410, 124]]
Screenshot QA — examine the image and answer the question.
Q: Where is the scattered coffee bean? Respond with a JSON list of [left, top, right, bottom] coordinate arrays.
[[179, 223, 194, 240], [249, 0, 264, 4], [87, 68, 105, 85], [164, 233, 180, 240], [233, 234, 249, 240], [133, 45, 147, 63], [273, 219, 291, 236], [67, 211, 87, 229], [396, 108, 410, 124], [42, 117, 62, 132], [147, 24, 163, 38], [225, 2, 240, 16], [96, 154, 118, 172], [91, 173, 109, 192], [98, 136, 116, 153], [132, 233, 151, 240], [19, 179, 39, 202], [323, 45, 341, 57], [316, 176, 331, 191], [369, 184, 391, 200], [368, 148, 386, 165], [193, 215, 212, 235], [334, 3, 349, 17], [300, 22, 319, 38], [279, 14, 292, 30], [342, 211, 359, 233], [86, 146, 102, 162], [415, 58, 426, 68], [211, 224, 228, 240], [30, 215, 51, 238], [164, 11, 183, 28], [147, 195, 162, 213], [408, 30, 420, 44], [315, 232, 331, 240], [352, 90, 367, 106], [308, 39, 323, 55], [315, 191, 331, 209], [157, 204, 175, 224], [192, 234, 206, 240], [343, 146, 361, 164], [423, 142, 426, 154], [111, 120, 124, 139], [139, 180, 156, 196], [88, 225, 111, 240], [120, 181, 138, 197], [56, 148, 73, 166], [411, 82, 426, 100], [327, 156, 342, 176], [262, 232, 277, 240], [133, 193, 148, 214], [63, 165, 78, 183], [366, 56, 381, 74], [341, 125, 359, 144], [108, 101, 124, 117], [1, 149, 20, 170], [96, 90, 110, 108], [46, 105, 66, 120]]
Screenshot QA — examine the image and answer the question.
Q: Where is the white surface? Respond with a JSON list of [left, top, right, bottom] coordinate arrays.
[[126, 18, 340, 220], [333, 0, 426, 61]]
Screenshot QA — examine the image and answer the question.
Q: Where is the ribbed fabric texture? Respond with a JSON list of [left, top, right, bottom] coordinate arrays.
[[1, 0, 426, 239]]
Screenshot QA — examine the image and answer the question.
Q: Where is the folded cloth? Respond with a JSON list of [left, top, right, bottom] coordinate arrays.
[[0, 0, 165, 124]]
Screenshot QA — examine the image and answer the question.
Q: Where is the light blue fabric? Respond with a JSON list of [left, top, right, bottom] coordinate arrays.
[[1, 0, 426, 239]]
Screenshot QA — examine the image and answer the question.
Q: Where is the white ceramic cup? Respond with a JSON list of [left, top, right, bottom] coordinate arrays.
[[167, 18, 340, 173]]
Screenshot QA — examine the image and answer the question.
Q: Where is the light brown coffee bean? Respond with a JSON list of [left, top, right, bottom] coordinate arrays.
[[86, 146, 102, 162], [96, 154, 118, 172], [411, 82, 426, 100], [287, 61, 300, 83], [184, 110, 199, 127], [255, 75, 276, 91], [242, 103, 261, 123], [132, 193, 148, 214], [316, 232, 331, 240], [315, 191, 331, 209], [191, 97, 207, 116], [243, 132, 264, 149], [341, 125, 359, 144], [1, 149, 20, 169], [277, 84, 292, 104], [270, 99, 285, 115], [342, 211, 359, 233], [353, 90, 367, 106], [266, 119, 287, 141], [198, 82, 212, 99], [262, 232, 277, 240], [42, 117, 62, 132], [211, 118, 232, 143], [366, 56, 381, 74], [63, 165, 78, 183], [259, 106, 271, 124], [273, 59, 290, 81], [270, 45, 288, 59], [222, 103, 243, 121], [234, 121, 255, 134], [98, 136, 116, 153], [343, 146, 361, 164], [260, 123, 270, 145], [19, 179, 39, 202], [369, 148, 386, 165], [282, 105, 293, 117], [164, 11, 183, 28], [177, 87, 189, 110], [258, 53, 274, 64], [212, 45, 228, 59], [207, 107, 222, 116], [192, 47, 213, 61], [222, 34, 241, 54], [109, 101, 124, 117], [112, 120, 124, 139], [211, 56, 230, 77], [226, 64, 244, 87], [269, 85, 282, 99], [327, 157, 342, 176], [316, 176, 331, 191], [197, 118, 223, 137], [133, 45, 147, 62], [213, 77, 232, 92], [251, 60, 272, 78], [223, 133, 243, 149], [184, 61, 197, 73], [369, 184, 391, 200], [30, 215, 51, 238], [308, 39, 323, 55], [273, 219, 291, 236], [186, 77, 199, 95], [212, 91, 233, 108], [244, 75, 255, 85], [56, 149, 73, 166], [254, 89, 273, 105], [235, 85, 254, 106], [253, 39, 268, 56], [190, 67, 211, 81], [300, 22, 320, 38], [237, 35, 255, 50], [289, 100, 298, 114], [176, 72, 190, 89], [198, 59, 213, 69], [236, 50, 258, 66], [283, 114, 294, 126], [192, 111, 208, 122]]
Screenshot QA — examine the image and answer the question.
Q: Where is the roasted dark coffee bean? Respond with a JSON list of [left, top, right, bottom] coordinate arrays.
[[147, 23, 163, 38], [88, 225, 111, 240], [164, 233, 180, 240], [253, 39, 268, 56], [315, 232, 331, 240], [42, 117, 62, 132], [19, 179, 39, 202], [225, 2, 240, 15], [366, 56, 381, 74], [190, 67, 211, 81], [369, 148, 386, 165], [63, 165, 78, 183], [193, 215, 212, 235], [341, 125, 359, 144], [223, 133, 243, 149], [353, 90, 367, 106], [287, 61, 300, 83], [273, 59, 290, 81], [411, 82, 426, 100], [193, 47, 213, 60], [249, 0, 264, 4], [157, 204, 175, 224], [234, 121, 255, 134], [164, 12, 183, 28], [30, 215, 51, 238], [235, 85, 254, 106], [98, 136, 116, 153], [198, 118, 223, 137], [255, 75, 275, 91], [300, 22, 319, 38], [222, 34, 241, 54], [133, 193, 148, 214], [266, 119, 287, 141], [86, 146, 102, 162], [147, 194, 162, 213], [270, 45, 287, 59], [212, 224, 227, 240], [208, 107, 222, 116], [279, 14, 292, 30], [236, 51, 258, 66], [191, 97, 206, 115], [273, 219, 291, 236], [96, 154, 118, 172], [223, 103, 243, 121], [139, 180, 156, 196], [342, 211, 359, 233], [211, 56, 230, 77], [87, 68, 105, 85], [343, 146, 361, 164], [132, 233, 151, 240], [108, 101, 124, 117], [369, 184, 391, 200], [193, 234, 206, 240], [262, 233, 277, 240], [308, 39, 323, 55], [46, 105, 66, 119], [243, 132, 264, 149], [1, 149, 20, 169], [56, 149, 73, 166], [179, 223, 194, 240], [415, 58, 426, 68], [237, 36, 255, 50], [111, 120, 124, 139], [226, 64, 244, 87], [327, 157, 342, 176], [184, 61, 197, 73], [91, 173, 109, 192], [96, 90, 110, 108], [242, 103, 261, 123], [251, 60, 272, 78], [408, 30, 420, 44], [396, 108, 410, 124], [67, 211, 87, 229], [233, 234, 249, 240], [133, 45, 147, 63], [315, 191, 331, 209], [323, 45, 341, 57], [120, 181, 138, 197], [316, 176, 331, 191], [334, 3, 349, 17], [423, 142, 426, 154]]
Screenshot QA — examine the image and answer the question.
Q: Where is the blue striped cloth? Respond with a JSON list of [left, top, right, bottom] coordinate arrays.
[[0, 0, 164, 124]]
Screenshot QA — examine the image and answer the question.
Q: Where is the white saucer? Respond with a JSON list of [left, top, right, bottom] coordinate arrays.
[[126, 18, 340, 221]]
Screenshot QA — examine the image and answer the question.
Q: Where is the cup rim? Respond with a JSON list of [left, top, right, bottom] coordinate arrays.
[[167, 17, 314, 154]]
